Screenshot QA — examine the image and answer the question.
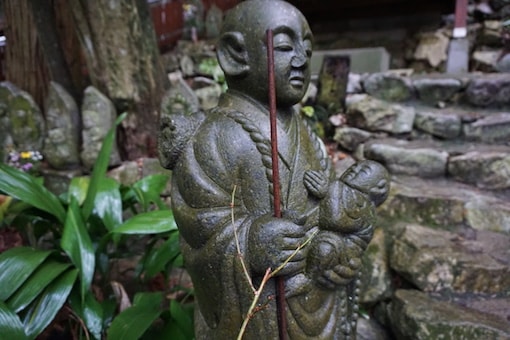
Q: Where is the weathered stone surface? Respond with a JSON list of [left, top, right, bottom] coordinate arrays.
[[194, 82, 222, 110], [356, 317, 391, 340], [80, 86, 121, 169], [448, 151, 510, 189], [333, 126, 372, 151], [389, 289, 510, 339], [471, 50, 499, 73], [390, 224, 510, 293], [490, 0, 510, 10], [413, 30, 449, 68], [41, 168, 83, 195], [0, 82, 17, 161], [465, 75, 510, 107], [107, 161, 139, 186], [414, 109, 462, 139], [365, 140, 447, 177], [346, 94, 415, 134], [8, 88, 45, 152], [412, 77, 463, 105], [362, 73, 413, 102], [463, 112, 510, 143], [161, 72, 200, 116], [380, 175, 510, 233], [43, 82, 81, 170], [360, 228, 393, 304], [465, 197, 510, 234]]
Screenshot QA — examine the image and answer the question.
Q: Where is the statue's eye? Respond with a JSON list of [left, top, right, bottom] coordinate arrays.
[[273, 34, 293, 52], [304, 39, 312, 57]]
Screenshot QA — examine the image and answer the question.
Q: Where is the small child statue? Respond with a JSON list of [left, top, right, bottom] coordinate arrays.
[[304, 160, 390, 289]]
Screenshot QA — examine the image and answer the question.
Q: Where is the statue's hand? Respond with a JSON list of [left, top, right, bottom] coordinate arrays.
[[249, 214, 307, 276], [304, 170, 328, 199], [316, 239, 363, 289]]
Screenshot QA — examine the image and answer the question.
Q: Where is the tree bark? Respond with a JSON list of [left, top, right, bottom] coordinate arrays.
[[70, 0, 170, 159]]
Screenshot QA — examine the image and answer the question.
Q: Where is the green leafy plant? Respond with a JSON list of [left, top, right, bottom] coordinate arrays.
[[0, 113, 194, 339]]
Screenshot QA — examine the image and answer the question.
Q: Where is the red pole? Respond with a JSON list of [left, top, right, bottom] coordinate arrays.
[[453, 0, 468, 38], [266, 29, 286, 340]]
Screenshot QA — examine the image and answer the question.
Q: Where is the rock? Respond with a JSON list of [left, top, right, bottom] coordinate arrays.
[[412, 77, 463, 105], [162, 71, 200, 116], [360, 228, 393, 304], [8, 87, 45, 152], [41, 168, 83, 196], [364, 140, 448, 177], [362, 73, 413, 102], [333, 126, 372, 151], [495, 52, 510, 73], [347, 73, 363, 94], [480, 20, 503, 46], [389, 289, 510, 339], [107, 161, 140, 186], [448, 151, 510, 189], [465, 75, 510, 107], [413, 30, 450, 68], [179, 55, 195, 77], [465, 197, 510, 234], [380, 175, 510, 233], [464, 112, 510, 143], [80, 86, 121, 170], [0, 82, 17, 161], [390, 224, 510, 294], [356, 317, 391, 340], [194, 82, 222, 110], [43, 82, 81, 170], [471, 50, 500, 72], [346, 94, 415, 134], [414, 109, 462, 139]]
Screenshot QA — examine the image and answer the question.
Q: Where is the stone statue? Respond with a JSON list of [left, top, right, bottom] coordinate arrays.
[[158, 1, 390, 338]]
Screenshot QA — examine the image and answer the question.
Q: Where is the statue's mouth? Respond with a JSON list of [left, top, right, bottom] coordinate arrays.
[[289, 75, 305, 87]]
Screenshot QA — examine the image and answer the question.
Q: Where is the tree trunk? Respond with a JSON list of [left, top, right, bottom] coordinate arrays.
[[70, 0, 170, 159]]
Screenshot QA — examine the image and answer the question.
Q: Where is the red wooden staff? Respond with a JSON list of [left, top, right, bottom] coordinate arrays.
[[266, 29, 287, 340]]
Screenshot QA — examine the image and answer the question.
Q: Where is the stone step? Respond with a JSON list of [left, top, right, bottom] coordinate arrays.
[[388, 289, 510, 339], [378, 175, 510, 234], [358, 138, 510, 190], [357, 72, 510, 109], [341, 94, 510, 145]]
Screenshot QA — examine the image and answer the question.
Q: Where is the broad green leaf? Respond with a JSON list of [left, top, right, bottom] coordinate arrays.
[[93, 177, 122, 231], [7, 260, 70, 313], [142, 319, 187, 340], [68, 177, 90, 205], [70, 290, 104, 340], [107, 292, 163, 340], [170, 300, 194, 339], [143, 232, 180, 278], [112, 210, 177, 234], [0, 301, 27, 340], [131, 175, 170, 211], [0, 247, 52, 300], [0, 164, 66, 224], [61, 198, 95, 300], [23, 269, 78, 339], [82, 112, 126, 220]]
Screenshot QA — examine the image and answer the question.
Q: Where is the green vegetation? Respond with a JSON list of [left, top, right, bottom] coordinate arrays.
[[0, 113, 193, 339]]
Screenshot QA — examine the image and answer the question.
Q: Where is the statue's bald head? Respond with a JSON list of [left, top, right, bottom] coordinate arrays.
[[217, 0, 312, 107]]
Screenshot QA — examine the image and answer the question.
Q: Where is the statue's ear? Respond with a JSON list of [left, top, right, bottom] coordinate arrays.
[[217, 32, 249, 77]]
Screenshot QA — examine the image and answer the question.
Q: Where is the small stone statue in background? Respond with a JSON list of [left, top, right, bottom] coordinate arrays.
[[159, 0, 390, 338]]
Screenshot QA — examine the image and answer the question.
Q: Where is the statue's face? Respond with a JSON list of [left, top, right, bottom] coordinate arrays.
[[342, 161, 389, 206], [224, 1, 313, 107]]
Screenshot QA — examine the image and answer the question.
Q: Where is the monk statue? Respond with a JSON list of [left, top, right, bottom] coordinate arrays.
[[158, 0, 390, 338]]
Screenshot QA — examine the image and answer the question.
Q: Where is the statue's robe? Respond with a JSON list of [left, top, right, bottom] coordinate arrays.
[[171, 90, 356, 339]]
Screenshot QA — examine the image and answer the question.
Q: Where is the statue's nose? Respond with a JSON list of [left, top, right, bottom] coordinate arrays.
[[291, 46, 308, 68]]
